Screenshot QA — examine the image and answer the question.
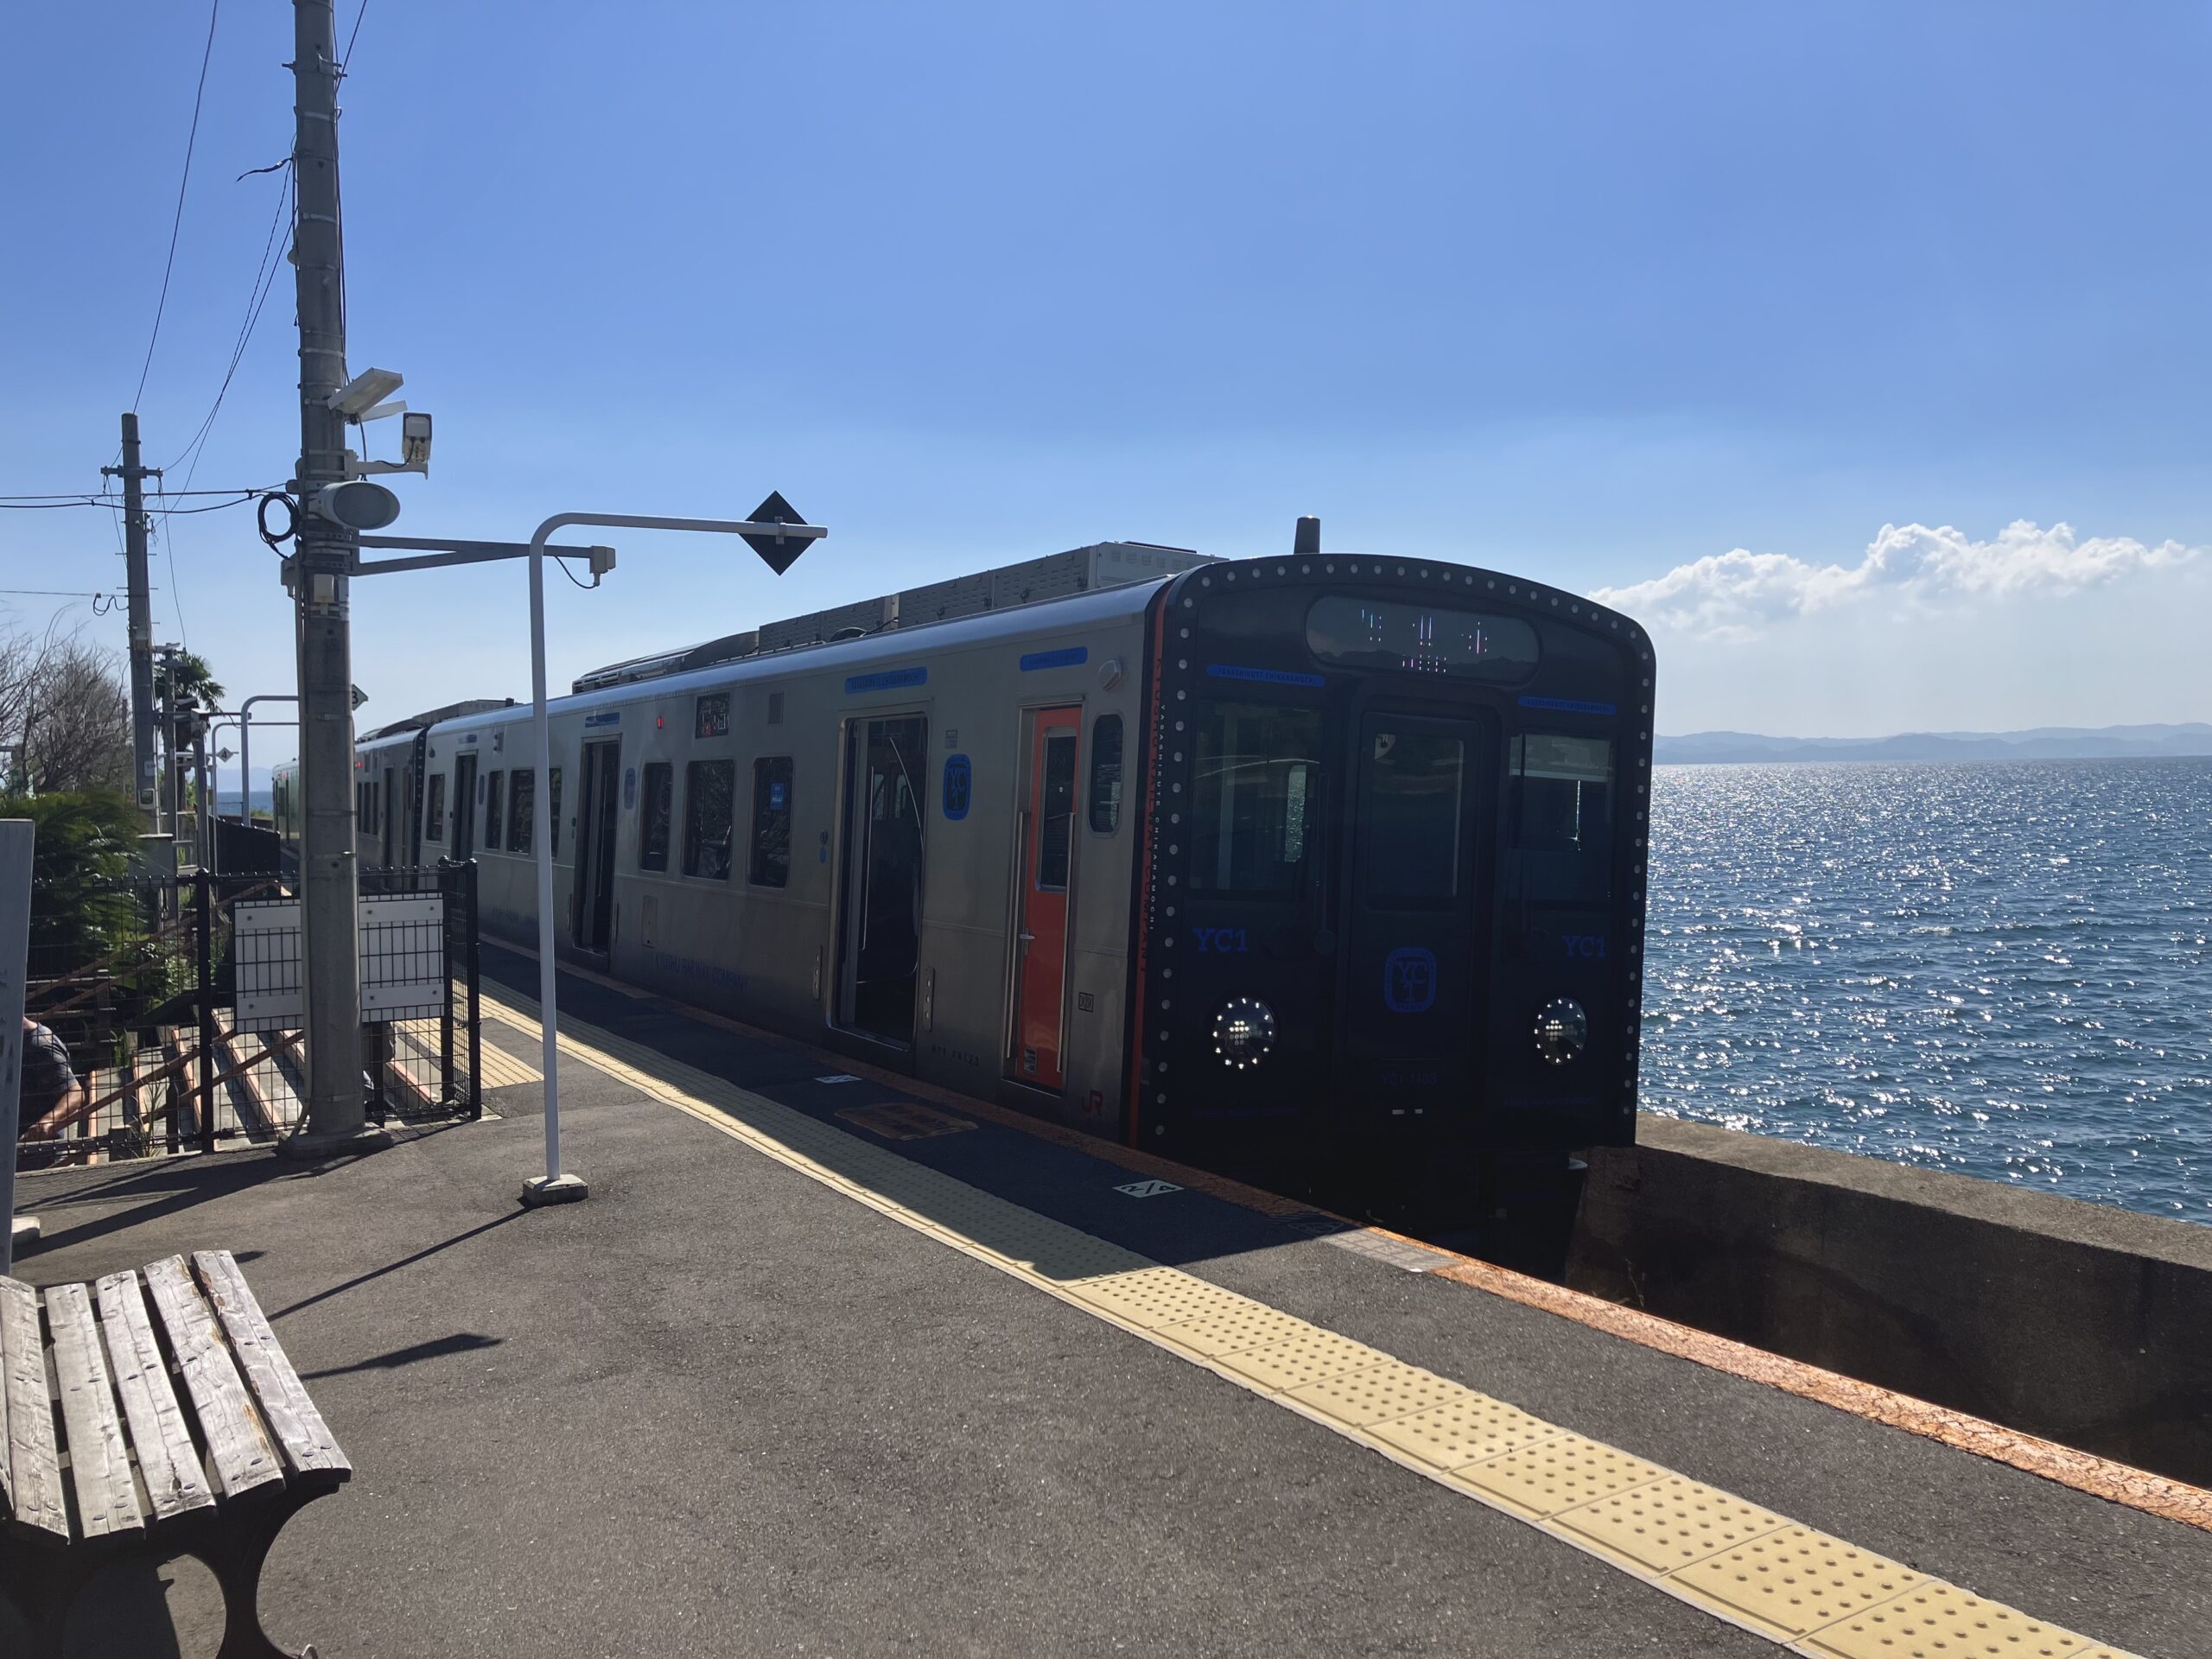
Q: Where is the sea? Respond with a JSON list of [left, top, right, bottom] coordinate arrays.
[[1642, 759, 2212, 1224]]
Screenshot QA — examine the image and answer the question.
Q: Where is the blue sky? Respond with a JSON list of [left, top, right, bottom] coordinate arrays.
[[4, 2, 2208, 754]]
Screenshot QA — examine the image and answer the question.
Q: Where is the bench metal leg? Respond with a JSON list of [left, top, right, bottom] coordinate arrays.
[[0, 1494, 328, 1659], [200, 1498, 314, 1659]]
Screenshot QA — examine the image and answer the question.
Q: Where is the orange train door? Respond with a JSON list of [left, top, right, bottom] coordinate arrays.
[[1013, 707, 1082, 1089]]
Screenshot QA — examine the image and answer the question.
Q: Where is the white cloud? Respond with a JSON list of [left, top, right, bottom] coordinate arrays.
[[1592, 520, 2201, 640]]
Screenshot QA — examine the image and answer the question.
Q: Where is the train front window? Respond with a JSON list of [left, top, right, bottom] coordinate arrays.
[[1191, 701, 1323, 895], [1363, 730, 1465, 906], [1512, 734, 1613, 902]]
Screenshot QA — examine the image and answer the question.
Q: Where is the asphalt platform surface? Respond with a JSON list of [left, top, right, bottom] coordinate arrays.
[[9, 943, 2202, 1657]]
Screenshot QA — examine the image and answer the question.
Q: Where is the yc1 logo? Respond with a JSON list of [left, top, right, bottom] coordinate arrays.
[[1561, 934, 1607, 959], [1383, 946, 1437, 1014], [1192, 927, 1249, 953]]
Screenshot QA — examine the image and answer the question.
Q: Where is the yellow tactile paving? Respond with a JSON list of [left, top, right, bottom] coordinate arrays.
[[1207, 1330, 1392, 1394], [1151, 1304, 1317, 1358], [1455, 1438, 1672, 1519], [1803, 1584, 2093, 1659], [1365, 1393, 1564, 1469], [1283, 1362, 1477, 1427], [1554, 1476, 1791, 1574], [476, 1041, 543, 1089], [479, 993, 2148, 1659], [1670, 1529, 1927, 1640]]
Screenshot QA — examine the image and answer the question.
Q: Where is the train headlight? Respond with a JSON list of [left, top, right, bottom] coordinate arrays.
[[1213, 996, 1276, 1070], [1533, 997, 1587, 1066]]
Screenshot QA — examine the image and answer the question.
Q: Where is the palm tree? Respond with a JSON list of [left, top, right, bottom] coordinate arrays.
[[159, 651, 225, 714]]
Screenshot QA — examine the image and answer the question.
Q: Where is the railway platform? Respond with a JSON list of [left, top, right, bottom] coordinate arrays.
[[10, 942, 2203, 1657]]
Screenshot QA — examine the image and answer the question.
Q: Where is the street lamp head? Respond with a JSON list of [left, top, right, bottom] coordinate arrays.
[[327, 366, 405, 418]]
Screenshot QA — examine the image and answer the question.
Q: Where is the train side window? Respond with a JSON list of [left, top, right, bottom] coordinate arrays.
[[684, 759, 735, 880], [750, 757, 792, 887], [1038, 733, 1078, 891], [639, 762, 673, 871], [1512, 734, 1614, 903], [484, 771, 505, 852], [1191, 701, 1324, 895], [509, 769, 535, 854], [424, 774, 446, 841], [1088, 714, 1123, 835], [549, 768, 563, 858]]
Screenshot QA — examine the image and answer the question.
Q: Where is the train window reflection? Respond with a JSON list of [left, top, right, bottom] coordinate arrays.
[[1089, 715, 1123, 835], [1192, 702, 1323, 895], [750, 757, 792, 887], [423, 774, 445, 842], [509, 770, 534, 854], [639, 763, 672, 871], [484, 772, 505, 852], [684, 759, 735, 880], [1307, 594, 1538, 681], [1363, 730, 1464, 906], [1512, 734, 1613, 903]]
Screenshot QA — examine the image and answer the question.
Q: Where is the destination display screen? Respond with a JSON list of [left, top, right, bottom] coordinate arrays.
[[1306, 594, 1540, 681]]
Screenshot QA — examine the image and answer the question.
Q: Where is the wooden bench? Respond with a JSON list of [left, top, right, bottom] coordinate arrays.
[[0, 1249, 350, 1657]]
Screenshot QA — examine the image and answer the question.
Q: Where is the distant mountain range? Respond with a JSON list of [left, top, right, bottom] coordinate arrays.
[[1655, 723, 2212, 766]]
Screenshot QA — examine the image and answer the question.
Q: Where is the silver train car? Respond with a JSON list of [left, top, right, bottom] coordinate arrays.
[[284, 532, 1656, 1212]]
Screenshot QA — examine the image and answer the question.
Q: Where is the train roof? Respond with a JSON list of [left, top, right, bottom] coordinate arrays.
[[570, 540, 1206, 694], [425, 575, 1168, 741]]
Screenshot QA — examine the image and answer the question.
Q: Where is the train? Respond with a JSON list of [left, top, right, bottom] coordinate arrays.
[[275, 526, 1655, 1224]]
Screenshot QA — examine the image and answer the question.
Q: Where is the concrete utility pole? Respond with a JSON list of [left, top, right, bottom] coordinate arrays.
[[284, 0, 384, 1154], [156, 652, 181, 842], [102, 416, 160, 823]]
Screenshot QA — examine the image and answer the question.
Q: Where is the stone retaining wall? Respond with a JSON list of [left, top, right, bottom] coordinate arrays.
[[1568, 1116, 2212, 1487]]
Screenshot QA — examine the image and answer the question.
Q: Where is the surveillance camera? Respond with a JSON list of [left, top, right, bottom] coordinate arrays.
[[327, 366, 405, 419], [401, 410, 432, 470]]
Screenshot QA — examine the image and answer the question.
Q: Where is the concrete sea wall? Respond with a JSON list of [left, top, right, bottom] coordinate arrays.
[[1568, 1115, 2212, 1488]]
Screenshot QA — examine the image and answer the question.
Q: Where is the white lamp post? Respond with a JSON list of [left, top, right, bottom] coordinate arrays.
[[518, 510, 824, 1206]]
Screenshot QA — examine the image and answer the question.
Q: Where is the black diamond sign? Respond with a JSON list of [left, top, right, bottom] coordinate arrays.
[[742, 491, 810, 575]]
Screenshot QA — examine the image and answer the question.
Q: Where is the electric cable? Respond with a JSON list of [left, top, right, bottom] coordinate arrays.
[[131, 0, 223, 412]]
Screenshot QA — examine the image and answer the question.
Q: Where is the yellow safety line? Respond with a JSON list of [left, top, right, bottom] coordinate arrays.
[[482, 992, 2143, 1659]]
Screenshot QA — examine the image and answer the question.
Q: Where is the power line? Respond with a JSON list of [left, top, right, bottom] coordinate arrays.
[[341, 0, 369, 68], [0, 493, 266, 513], [131, 0, 224, 412], [0, 488, 257, 501], [164, 162, 295, 478]]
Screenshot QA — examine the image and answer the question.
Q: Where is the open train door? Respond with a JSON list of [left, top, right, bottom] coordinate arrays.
[[572, 741, 621, 954], [836, 714, 929, 1045]]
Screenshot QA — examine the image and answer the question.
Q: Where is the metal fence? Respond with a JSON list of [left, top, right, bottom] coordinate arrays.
[[17, 860, 481, 1172]]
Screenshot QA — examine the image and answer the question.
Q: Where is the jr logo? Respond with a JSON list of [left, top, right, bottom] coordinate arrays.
[[1383, 946, 1437, 1014], [1561, 934, 1608, 958], [1192, 927, 1249, 953]]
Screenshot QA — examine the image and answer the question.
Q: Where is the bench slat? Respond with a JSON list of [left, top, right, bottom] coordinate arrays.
[[96, 1270, 215, 1522], [192, 1250, 350, 1479], [142, 1256, 283, 1500], [44, 1282, 144, 1540], [0, 1276, 69, 1540]]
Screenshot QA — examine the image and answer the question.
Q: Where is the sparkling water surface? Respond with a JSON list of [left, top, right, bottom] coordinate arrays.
[[1643, 760, 2212, 1222]]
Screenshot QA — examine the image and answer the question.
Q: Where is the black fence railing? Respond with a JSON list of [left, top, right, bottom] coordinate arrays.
[[18, 860, 481, 1172]]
